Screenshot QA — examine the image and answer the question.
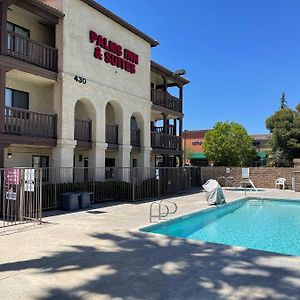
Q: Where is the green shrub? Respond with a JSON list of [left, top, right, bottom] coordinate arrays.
[[42, 180, 133, 210]]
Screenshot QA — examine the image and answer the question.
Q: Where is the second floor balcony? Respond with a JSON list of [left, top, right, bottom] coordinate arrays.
[[4, 106, 57, 139], [131, 128, 141, 147], [106, 124, 119, 145], [6, 30, 58, 72], [74, 119, 92, 143], [151, 88, 182, 113], [151, 131, 182, 151]]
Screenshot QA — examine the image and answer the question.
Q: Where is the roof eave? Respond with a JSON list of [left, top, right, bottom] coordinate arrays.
[[151, 60, 190, 85], [26, 0, 65, 18], [80, 0, 159, 47]]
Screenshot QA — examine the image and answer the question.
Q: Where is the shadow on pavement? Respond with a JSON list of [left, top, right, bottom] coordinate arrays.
[[0, 231, 299, 299]]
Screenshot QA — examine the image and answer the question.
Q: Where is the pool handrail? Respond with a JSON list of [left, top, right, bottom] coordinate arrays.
[[149, 199, 177, 222]]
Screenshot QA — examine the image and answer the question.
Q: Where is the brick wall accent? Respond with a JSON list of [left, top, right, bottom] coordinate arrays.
[[201, 167, 295, 189]]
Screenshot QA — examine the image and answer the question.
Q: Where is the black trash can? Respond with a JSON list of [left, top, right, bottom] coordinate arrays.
[[79, 192, 93, 209], [61, 193, 80, 211]]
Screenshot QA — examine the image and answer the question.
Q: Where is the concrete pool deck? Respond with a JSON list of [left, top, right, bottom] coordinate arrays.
[[0, 189, 300, 299]]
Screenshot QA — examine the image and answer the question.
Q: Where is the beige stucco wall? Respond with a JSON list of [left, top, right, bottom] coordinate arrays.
[[4, 0, 156, 170], [6, 77, 54, 114], [61, 0, 151, 101], [150, 154, 156, 167], [74, 150, 89, 167], [57, 74, 152, 147], [8, 5, 55, 47], [75, 101, 91, 120], [151, 72, 163, 87], [4, 146, 53, 168], [105, 151, 117, 162], [105, 103, 116, 125], [130, 153, 139, 167], [51, 0, 153, 168]]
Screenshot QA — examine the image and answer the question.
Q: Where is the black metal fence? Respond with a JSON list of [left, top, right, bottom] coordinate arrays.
[[41, 166, 202, 210], [0, 167, 201, 226], [0, 168, 43, 228]]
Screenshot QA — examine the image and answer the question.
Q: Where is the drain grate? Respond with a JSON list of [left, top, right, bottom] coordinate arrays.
[[86, 211, 107, 215]]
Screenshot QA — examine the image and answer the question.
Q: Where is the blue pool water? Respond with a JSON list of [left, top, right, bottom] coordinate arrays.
[[141, 198, 300, 256]]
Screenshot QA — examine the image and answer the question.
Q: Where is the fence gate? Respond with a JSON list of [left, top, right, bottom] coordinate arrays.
[[0, 168, 43, 228]]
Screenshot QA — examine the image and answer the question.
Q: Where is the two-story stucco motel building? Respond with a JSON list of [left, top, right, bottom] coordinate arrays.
[[0, 0, 189, 174]]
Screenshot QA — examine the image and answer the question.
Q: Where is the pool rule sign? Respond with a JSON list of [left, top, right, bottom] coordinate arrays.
[[89, 30, 139, 74]]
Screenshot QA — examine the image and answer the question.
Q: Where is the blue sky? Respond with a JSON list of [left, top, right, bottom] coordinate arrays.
[[97, 0, 300, 134]]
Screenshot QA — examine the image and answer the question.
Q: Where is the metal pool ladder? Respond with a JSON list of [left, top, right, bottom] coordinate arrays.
[[150, 199, 177, 222], [241, 178, 264, 201]]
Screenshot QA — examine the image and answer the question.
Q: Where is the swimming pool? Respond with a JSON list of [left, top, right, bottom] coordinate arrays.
[[141, 198, 300, 256]]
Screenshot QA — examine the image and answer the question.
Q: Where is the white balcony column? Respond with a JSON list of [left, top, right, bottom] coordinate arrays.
[[138, 110, 151, 169], [117, 145, 132, 168], [53, 79, 76, 141], [52, 139, 77, 183], [137, 147, 152, 181], [139, 147, 152, 168], [117, 145, 132, 182], [88, 142, 107, 181]]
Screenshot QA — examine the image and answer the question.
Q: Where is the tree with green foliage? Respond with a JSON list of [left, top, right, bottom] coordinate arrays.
[[184, 147, 194, 162], [266, 105, 300, 166], [280, 92, 288, 109], [203, 122, 256, 166]]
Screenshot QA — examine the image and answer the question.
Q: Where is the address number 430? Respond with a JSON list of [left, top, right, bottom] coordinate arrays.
[[74, 76, 87, 84]]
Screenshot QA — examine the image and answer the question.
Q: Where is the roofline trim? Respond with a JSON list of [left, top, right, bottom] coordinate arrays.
[[26, 0, 65, 18], [151, 60, 190, 85], [80, 0, 159, 47]]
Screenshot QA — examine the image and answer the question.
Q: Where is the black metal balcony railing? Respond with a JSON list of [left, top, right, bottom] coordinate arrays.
[[131, 128, 140, 147], [74, 119, 92, 142], [7, 30, 58, 72], [4, 106, 57, 138], [151, 88, 182, 113], [106, 124, 118, 144], [151, 132, 182, 150]]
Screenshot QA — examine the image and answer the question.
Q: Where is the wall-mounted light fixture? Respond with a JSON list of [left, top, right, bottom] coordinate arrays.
[[7, 148, 13, 159]]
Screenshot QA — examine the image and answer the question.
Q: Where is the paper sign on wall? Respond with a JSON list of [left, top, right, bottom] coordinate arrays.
[[242, 168, 250, 179], [155, 168, 160, 180], [24, 169, 35, 192]]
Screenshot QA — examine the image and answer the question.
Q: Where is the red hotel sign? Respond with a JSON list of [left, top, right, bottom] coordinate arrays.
[[89, 31, 139, 74]]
